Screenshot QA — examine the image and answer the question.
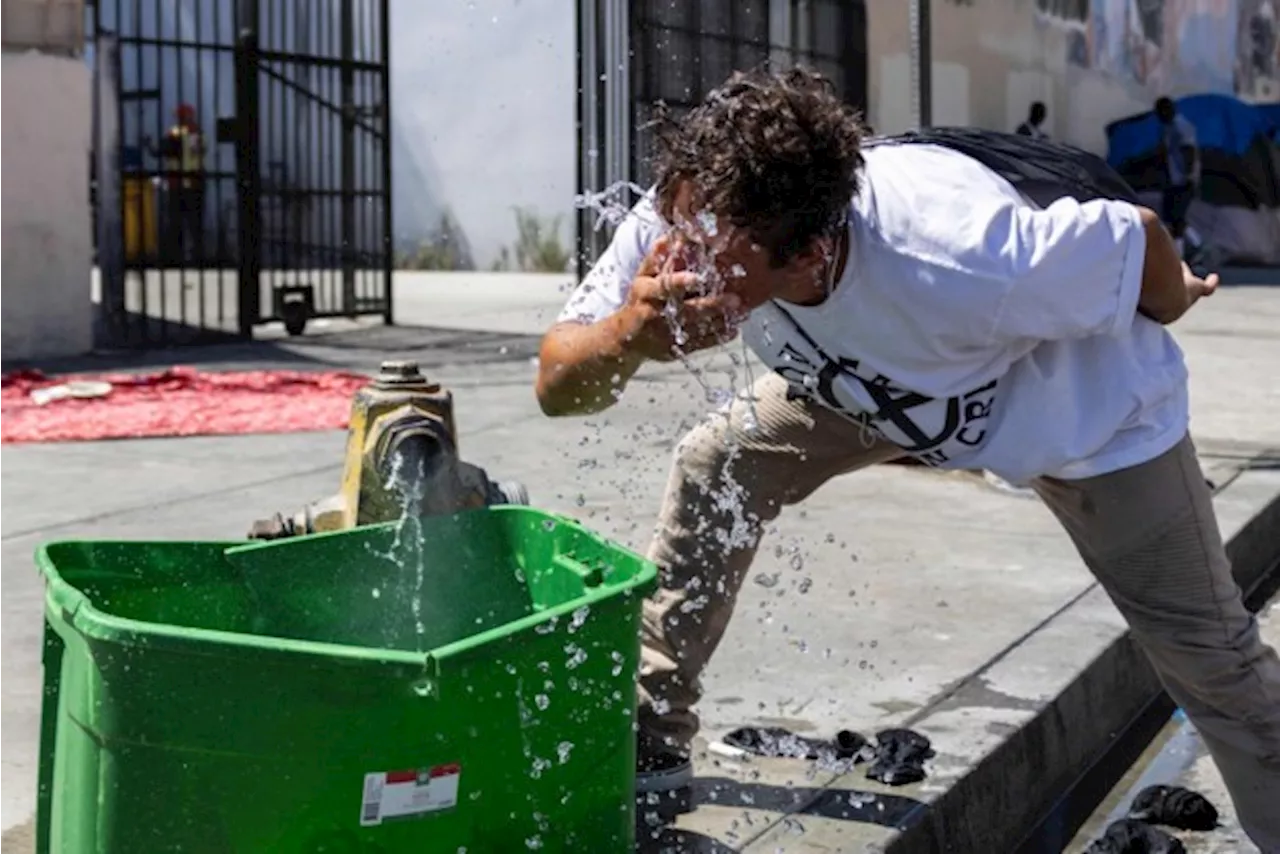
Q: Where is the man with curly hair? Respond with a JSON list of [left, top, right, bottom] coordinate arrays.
[[536, 68, 1279, 846]]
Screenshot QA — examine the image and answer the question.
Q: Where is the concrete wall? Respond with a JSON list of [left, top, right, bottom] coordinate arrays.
[[866, 0, 1280, 155], [1, 48, 94, 362]]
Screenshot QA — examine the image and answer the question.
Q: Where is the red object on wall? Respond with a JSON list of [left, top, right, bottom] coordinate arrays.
[[1, 367, 369, 444]]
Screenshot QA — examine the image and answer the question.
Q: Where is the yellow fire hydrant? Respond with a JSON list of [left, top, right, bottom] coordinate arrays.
[[247, 360, 527, 539]]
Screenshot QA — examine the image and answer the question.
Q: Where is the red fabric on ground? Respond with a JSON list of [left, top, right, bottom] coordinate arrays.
[[1, 367, 369, 444]]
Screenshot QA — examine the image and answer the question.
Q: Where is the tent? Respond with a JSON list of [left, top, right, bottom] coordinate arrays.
[[1258, 102, 1280, 141], [1105, 94, 1280, 265]]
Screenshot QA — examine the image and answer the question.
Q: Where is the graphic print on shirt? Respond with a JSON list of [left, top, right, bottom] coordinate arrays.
[[757, 306, 999, 468]]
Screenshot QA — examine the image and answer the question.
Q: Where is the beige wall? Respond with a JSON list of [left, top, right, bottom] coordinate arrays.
[[865, 0, 1277, 155], [2, 47, 93, 362]]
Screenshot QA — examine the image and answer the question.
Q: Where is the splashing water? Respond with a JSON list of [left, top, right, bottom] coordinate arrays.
[[572, 182, 783, 667], [576, 182, 769, 561], [360, 446, 431, 656], [574, 181, 762, 437], [383, 447, 437, 647]]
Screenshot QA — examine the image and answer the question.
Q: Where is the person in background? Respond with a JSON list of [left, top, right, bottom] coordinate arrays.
[[147, 103, 207, 265], [1154, 96, 1200, 260], [1016, 101, 1048, 138]]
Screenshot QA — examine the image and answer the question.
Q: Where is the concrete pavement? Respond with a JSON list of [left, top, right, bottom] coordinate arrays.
[[3, 275, 1278, 851]]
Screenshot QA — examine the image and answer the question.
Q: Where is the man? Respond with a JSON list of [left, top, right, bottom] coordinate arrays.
[[1153, 96, 1200, 259], [149, 103, 207, 264], [537, 68, 1280, 848], [1016, 100, 1048, 138]]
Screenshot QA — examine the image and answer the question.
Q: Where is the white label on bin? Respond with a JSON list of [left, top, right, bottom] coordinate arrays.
[[359, 764, 461, 826]]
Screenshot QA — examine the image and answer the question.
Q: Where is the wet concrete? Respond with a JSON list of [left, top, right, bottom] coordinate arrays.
[[2, 276, 1278, 850]]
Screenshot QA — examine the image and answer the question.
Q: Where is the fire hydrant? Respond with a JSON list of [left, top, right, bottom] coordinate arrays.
[[247, 360, 527, 539]]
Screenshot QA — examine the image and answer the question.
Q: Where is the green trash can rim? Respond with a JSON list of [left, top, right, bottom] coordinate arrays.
[[35, 513, 658, 671]]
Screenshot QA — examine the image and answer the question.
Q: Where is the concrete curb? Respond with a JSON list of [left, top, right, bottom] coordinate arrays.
[[878, 467, 1280, 854]]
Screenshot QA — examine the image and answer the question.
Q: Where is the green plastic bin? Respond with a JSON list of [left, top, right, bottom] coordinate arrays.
[[35, 506, 657, 853]]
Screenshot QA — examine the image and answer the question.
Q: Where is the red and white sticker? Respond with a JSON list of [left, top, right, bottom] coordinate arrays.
[[359, 764, 461, 826]]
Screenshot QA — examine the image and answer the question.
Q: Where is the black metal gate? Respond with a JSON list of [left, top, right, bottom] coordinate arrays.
[[89, 0, 392, 348], [631, 0, 869, 185], [576, 0, 867, 273]]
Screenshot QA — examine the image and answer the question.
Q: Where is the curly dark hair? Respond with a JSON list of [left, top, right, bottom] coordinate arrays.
[[651, 66, 866, 267]]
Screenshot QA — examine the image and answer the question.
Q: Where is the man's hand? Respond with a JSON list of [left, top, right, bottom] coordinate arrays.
[[609, 237, 745, 362], [1176, 262, 1219, 321], [1137, 208, 1219, 325]]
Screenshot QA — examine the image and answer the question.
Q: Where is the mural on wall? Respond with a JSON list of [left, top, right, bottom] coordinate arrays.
[[1090, 0, 1234, 93], [1237, 0, 1279, 98], [1033, 0, 1092, 67], [1037, 0, 1280, 100], [1165, 0, 1237, 93]]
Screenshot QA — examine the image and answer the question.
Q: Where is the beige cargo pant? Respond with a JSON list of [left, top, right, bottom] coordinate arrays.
[[638, 371, 1280, 850]]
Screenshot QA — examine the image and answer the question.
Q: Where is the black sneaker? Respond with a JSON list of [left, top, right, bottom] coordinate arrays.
[[636, 746, 694, 793], [635, 748, 694, 833], [635, 735, 695, 830]]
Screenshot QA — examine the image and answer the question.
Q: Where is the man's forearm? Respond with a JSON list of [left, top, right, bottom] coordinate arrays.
[[1135, 206, 1188, 324], [535, 317, 645, 416]]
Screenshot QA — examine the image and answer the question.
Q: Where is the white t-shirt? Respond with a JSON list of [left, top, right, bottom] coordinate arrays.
[[559, 143, 1189, 485]]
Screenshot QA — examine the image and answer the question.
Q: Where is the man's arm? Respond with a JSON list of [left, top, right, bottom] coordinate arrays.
[[536, 315, 645, 417], [536, 260, 742, 416]]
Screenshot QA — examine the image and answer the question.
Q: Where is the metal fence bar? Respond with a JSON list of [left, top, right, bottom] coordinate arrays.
[[379, 0, 393, 324], [235, 23, 261, 335], [910, 0, 932, 129], [339, 0, 356, 315]]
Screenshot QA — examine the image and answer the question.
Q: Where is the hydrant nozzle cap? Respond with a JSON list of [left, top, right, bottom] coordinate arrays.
[[376, 360, 425, 385]]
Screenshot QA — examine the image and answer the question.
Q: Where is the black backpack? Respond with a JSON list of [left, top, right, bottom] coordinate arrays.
[[866, 127, 1142, 207]]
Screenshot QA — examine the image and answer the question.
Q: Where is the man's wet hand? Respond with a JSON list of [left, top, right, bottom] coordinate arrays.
[[611, 237, 746, 362]]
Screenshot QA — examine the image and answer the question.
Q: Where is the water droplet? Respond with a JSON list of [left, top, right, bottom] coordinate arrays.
[[797, 577, 813, 594], [557, 741, 574, 763], [535, 694, 550, 711], [754, 572, 780, 588], [564, 643, 588, 669], [696, 209, 719, 236], [706, 387, 733, 407]]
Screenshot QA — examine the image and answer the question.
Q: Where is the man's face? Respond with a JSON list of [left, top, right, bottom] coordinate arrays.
[[663, 181, 832, 310]]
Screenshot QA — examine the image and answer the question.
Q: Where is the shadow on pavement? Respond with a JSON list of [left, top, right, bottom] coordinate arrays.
[[1, 324, 543, 377], [635, 776, 924, 853]]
